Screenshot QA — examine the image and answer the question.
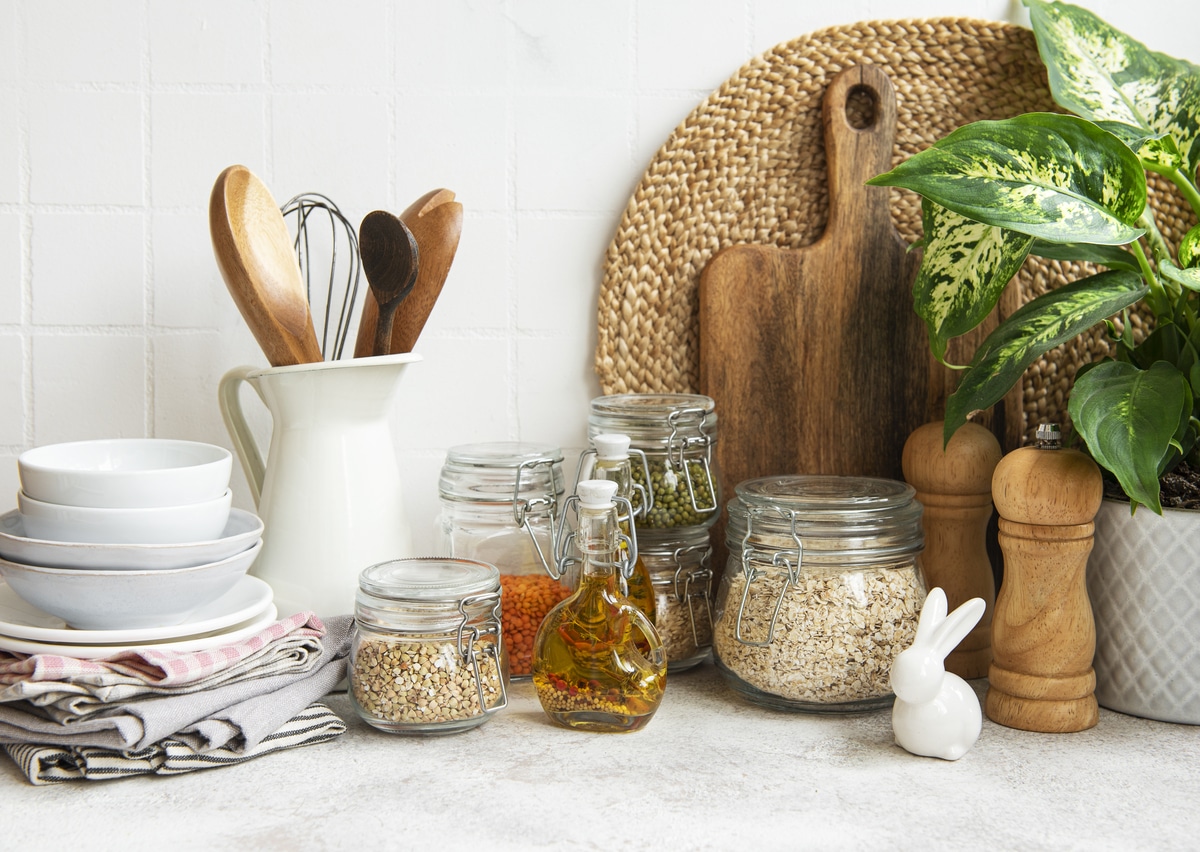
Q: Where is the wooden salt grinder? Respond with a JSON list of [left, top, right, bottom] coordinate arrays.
[[902, 421, 1001, 680], [986, 424, 1103, 733]]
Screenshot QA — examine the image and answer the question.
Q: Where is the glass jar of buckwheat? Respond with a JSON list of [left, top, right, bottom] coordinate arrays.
[[350, 558, 508, 735]]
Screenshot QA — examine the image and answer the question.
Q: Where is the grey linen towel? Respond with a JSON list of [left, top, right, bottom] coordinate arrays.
[[6, 702, 346, 785], [0, 615, 354, 753]]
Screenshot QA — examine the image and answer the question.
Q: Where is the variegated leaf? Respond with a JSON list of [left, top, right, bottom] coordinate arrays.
[[1160, 258, 1200, 292], [868, 113, 1146, 245], [1095, 120, 1183, 171], [1025, 0, 1200, 175], [1068, 360, 1192, 513], [1030, 238, 1139, 272], [944, 270, 1147, 441], [913, 200, 1033, 364], [1180, 224, 1200, 268]]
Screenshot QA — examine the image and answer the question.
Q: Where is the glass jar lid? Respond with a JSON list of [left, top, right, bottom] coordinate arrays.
[[439, 441, 565, 504], [356, 557, 501, 632], [727, 475, 923, 566], [588, 394, 717, 448]]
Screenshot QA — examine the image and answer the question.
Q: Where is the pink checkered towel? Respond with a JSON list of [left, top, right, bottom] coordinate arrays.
[[0, 612, 327, 722]]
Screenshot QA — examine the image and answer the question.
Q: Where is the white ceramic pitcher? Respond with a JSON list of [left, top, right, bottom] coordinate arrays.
[[218, 353, 420, 617]]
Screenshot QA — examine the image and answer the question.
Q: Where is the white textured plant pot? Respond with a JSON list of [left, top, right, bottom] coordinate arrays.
[[1089, 498, 1200, 725]]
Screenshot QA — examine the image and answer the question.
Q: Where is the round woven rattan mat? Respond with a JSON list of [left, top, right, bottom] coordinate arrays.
[[595, 17, 1193, 445]]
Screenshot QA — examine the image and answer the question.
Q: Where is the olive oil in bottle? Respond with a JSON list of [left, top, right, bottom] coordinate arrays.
[[584, 433, 656, 623], [532, 479, 667, 732]]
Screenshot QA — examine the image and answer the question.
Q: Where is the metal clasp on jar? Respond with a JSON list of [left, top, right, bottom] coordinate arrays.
[[456, 590, 509, 717], [512, 455, 562, 577], [666, 408, 718, 516], [671, 542, 714, 647], [734, 505, 803, 647], [553, 493, 639, 581]]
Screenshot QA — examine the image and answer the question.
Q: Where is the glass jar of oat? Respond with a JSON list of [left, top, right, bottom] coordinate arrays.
[[437, 442, 568, 678], [349, 557, 508, 735], [587, 394, 720, 532], [641, 528, 714, 672], [713, 475, 926, 713]]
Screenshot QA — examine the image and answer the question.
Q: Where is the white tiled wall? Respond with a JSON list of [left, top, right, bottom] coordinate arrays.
[[1, 0, 1195, 553]]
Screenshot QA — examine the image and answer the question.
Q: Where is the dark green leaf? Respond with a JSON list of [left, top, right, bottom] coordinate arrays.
[[913, 201, 1033, 363], [1068, 360, 1192, 513], [868, 113, 1147, 245], [1025, 0, 1200, 176], [944, 270, 1148, 442], [1030, 239, 1139, 272]]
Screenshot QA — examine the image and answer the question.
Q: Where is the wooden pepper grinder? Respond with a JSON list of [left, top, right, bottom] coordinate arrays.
[[902, 420, 1001, 680], [986, 424, 1103, 733]]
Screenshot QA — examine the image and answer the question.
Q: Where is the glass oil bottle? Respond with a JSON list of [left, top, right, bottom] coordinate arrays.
[[575, 433, 656, 624], [532, 479, 667, 732]]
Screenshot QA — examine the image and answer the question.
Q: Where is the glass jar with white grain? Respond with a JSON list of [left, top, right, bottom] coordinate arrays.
[[713, 475, 926, 713]]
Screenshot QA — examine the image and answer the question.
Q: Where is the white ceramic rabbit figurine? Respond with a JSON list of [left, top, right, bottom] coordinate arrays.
[[890, 587, 987, 761]]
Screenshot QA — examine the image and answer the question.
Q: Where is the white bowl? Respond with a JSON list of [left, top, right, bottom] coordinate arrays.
[[18, 438, 232, 509], [17, 488, 233, 545], [0, 508, 263, 570], [0, 539, 262, 630]]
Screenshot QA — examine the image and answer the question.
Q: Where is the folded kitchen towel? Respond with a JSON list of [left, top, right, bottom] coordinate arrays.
[[0, 615, 354, 752], [0, 611, 329, 722], [5, 701, 346, 785]]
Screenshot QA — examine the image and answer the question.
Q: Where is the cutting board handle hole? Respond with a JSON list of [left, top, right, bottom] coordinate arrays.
[[844, 85, 878, 131]]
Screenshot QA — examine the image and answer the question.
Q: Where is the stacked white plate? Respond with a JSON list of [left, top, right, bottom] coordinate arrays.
[[0, 509, 275, 657]]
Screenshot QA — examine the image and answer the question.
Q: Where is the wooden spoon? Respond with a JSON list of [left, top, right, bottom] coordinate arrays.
[[209, 165, 323, 367], [359, 211, 420, 358], [353, 189, 463, 356]]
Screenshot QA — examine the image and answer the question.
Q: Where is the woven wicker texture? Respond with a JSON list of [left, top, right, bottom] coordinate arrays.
[[596, 17, 1193, 444]]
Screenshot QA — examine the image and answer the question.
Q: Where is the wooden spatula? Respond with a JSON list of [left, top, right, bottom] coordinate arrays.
[[698, 64, 930, 491], [354, 189, 463, 356]]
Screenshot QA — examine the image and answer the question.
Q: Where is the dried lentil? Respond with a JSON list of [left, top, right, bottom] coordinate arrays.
[[499, 573, 570, 677], [350, 636, 503, 728], [713, 563, 922, 704]]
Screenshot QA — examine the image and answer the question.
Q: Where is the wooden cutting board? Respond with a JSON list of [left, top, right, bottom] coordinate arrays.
[[699, 64, 934, 492]]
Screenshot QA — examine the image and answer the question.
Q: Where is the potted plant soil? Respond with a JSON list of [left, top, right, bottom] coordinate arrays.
[[869, 0, 1200, 723]]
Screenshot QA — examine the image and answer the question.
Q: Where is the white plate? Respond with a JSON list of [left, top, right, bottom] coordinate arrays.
[[0, 603, 279, 659], [0, 507, 263, 570], [0, 574, 273, 644]]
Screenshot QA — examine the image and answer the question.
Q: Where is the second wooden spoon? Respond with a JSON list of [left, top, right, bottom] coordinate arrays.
[[359, 211, 420, 358]]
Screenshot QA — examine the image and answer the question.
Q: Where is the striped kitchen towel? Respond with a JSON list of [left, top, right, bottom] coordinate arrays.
[[5, 702, 345, 785]]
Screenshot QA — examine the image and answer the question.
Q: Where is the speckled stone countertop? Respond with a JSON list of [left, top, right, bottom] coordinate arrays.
[[2, 662, 1197, 851]]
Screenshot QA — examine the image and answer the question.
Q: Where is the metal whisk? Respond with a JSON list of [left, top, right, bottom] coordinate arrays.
[[279, 192, 362, 361]]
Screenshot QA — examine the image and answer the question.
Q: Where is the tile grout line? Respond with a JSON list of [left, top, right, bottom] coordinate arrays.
[[15, 0, 33, 449], [504, 0, 520, 441], [142, 0, 155, 437]]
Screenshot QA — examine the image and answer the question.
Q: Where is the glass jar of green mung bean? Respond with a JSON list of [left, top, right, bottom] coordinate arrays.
[[587, 393, 721, 533], [350, 557, 509, 735]]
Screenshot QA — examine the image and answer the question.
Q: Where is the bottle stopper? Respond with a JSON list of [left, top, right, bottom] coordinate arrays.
[[577, 479, 618, 509], [592, 433, 631, 461]]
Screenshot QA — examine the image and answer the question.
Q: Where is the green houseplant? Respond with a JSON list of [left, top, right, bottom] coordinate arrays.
[[869, 0, 1200, 515]]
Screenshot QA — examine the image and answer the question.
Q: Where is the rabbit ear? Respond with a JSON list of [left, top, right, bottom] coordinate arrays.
[[931, 597, 987, 660], [913, 587, 947, 647]]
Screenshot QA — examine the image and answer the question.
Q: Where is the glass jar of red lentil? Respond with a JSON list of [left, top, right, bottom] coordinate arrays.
[[438, 442, 568, 678]]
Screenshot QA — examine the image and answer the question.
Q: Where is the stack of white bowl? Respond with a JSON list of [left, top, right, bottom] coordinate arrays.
[[0, 439, 271, 652]]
